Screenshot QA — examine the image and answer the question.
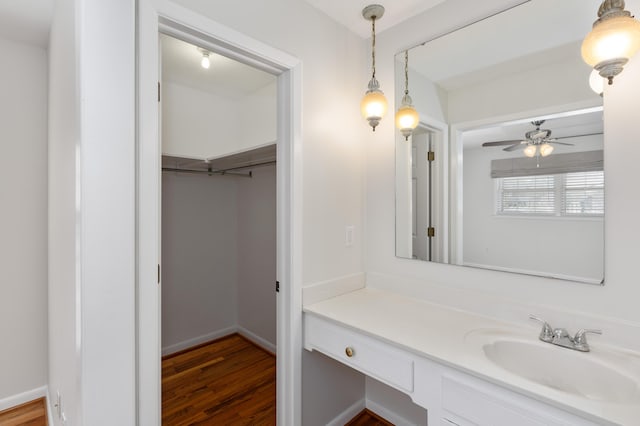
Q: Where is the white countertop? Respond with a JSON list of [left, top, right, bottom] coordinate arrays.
[[303, 287, 640, 426]]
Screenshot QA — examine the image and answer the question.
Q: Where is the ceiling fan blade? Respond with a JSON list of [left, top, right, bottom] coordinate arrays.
[[503, 143, 522, 152], [549, 141, 574, 146], [482, 139, 525, 147], [554, 132, 603, 140]]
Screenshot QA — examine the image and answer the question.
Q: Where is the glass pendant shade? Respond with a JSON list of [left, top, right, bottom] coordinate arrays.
[[524, 145, 537, 158], [361, 83, 388, 131], [589, 69, 605, 95], [581, 2, 640, 84], [539, 143, 554, 157], [395, 104, 419, 140]]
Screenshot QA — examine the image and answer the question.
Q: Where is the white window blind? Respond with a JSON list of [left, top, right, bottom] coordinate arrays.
[[496, 171, 604, 217], [562, 171, 604, 215], [497, 175, 556, 214]]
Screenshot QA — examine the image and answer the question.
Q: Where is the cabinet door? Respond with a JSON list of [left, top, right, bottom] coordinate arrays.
[[441, 375, 598, 426]]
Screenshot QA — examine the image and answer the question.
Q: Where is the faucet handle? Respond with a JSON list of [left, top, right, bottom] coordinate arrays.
[[529, 315, 554, 342], [573, 329, 602, 351]]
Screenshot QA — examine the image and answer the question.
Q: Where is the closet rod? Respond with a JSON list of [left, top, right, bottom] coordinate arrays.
[[161, 167, 253, 178]]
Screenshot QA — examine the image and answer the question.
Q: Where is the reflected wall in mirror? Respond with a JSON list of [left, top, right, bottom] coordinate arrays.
[[395, 0, 605, 284]]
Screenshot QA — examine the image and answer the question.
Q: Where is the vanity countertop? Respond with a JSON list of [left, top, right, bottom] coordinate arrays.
[[303, 287, 640, 426]]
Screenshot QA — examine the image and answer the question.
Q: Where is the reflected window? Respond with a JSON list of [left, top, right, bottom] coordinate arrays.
[[496, 171, 604, 217]]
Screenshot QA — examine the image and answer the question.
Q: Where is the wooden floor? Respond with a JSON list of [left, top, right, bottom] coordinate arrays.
[[162, 334, 393, 425], [346, 409, 394, 426], [0, 398, 47, 426], [162, 333, 276, 425]]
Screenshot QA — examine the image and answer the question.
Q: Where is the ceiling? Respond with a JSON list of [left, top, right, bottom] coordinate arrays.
[[161, 33, 276, 99], [0, 0, 54, 47], [406, 0, 602, 91], [303, 0, 447, 38]]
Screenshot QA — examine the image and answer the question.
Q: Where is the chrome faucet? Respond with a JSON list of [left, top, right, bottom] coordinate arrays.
[[529, 315, 602, 352]]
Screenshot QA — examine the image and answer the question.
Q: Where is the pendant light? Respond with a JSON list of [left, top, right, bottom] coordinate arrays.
[[395, 50, 420, 140], [581, 0, 640, 85], [361, 5, 388, 131]]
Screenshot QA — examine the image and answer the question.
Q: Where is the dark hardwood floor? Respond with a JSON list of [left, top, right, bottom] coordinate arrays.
[[0, 398, 47, 426], [162, 333, 393, 425], [346, 409, 394, 426], [162, 333, 276, 425]]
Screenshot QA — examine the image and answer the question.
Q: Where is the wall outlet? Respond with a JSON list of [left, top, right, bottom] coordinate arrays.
[[345, 225, 354, 247]]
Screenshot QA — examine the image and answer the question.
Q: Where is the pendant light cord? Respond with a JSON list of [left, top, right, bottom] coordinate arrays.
[[371, 16, 377, 79], [404, 50, 409, 95]]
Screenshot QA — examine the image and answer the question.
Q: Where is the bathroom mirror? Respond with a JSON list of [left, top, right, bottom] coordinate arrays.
[[395, 0, 605, 284]]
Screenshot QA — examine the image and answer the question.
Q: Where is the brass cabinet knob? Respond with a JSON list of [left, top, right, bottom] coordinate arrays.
[[345, 346, 354, 357]]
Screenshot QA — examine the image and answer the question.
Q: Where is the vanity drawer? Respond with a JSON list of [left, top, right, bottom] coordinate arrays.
[[304, 314, 414, 393]]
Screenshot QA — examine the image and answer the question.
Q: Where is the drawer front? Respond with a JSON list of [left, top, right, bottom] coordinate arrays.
[[304, 314, 414, 393]]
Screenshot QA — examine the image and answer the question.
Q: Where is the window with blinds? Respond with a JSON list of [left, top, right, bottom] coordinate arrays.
[[496, 171, 604, 217]]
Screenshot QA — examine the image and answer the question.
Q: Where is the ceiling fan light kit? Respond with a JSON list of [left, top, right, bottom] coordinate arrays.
[[480, 120, 594, 159]]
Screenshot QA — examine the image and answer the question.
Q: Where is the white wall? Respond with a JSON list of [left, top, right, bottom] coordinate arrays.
[[161, 172, 239, 352], [162, 80, 276, 159], [49, 0, 137, 424], [0, 36, 48, 401], [236, 165, 277, 347], [48, 0, 80, 422], [366, 0, 640, 418]]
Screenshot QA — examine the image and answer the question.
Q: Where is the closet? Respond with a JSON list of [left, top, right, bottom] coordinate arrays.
[[159, 33, 278, 423]]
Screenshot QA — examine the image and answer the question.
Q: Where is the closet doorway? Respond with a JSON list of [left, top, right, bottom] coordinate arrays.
[[159, 33, 278, 424]]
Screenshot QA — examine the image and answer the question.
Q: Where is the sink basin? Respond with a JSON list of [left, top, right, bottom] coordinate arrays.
[[466, 329, 640, 403]]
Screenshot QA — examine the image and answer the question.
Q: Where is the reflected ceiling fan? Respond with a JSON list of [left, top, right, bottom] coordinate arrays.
[[481, 120, 601, 158]]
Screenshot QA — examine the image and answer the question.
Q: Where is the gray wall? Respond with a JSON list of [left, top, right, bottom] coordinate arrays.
[[161, 164, 277, 353], [0, 35, 48, 401]]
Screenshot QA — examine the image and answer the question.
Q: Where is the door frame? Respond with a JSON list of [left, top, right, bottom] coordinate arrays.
[[137, 1, 303, 424]]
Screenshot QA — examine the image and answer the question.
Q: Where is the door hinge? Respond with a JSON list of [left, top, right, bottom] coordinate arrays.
[[427, 151, 435, 162], [427, 227, 435, 237], [157, 264, 161, 284], [276, 281, 280, 293], [157, 81, 161, 102]]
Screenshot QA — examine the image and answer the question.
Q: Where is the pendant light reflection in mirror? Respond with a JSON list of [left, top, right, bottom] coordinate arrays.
[[395, 50, 419, 140]]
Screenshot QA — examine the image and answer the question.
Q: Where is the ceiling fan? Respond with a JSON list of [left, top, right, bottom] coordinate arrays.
[[481, 120, 601, 158]]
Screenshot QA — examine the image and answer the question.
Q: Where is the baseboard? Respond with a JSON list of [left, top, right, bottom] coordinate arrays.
[[366, 399, 421, 426], [45, 388, 54, 426], [162, 326, 238, 356], [303, 272, 366, 306], [0, 385, 48, 412], [236, 326, 276, 354], [326, 398, 366, 426]]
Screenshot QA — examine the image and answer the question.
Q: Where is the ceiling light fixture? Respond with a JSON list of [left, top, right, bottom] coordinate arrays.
[[395, 50, 420, 140], [361, 4, 388, 131], [199, 48, 211, 69], [581, 0, 640, 85]]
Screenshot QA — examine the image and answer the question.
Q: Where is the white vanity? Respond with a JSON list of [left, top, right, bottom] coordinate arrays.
[[303, 288, 640, 425]]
